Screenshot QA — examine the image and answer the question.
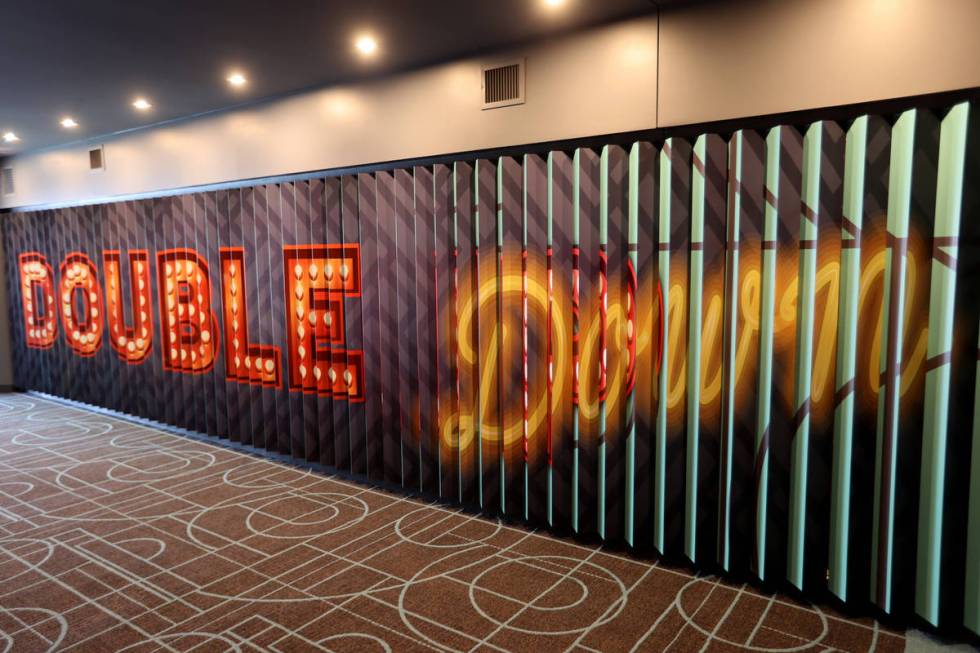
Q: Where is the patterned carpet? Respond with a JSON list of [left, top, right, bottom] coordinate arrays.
[[0, 393, 905, 652]]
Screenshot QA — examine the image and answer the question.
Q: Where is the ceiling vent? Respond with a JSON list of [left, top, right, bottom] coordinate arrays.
[[89, 146, 105, 172], [1, 166, 13, 196], [482, 59, 525, 110]]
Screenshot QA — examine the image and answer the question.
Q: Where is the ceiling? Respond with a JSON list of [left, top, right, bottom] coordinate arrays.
[[0, 0, 658, 156]]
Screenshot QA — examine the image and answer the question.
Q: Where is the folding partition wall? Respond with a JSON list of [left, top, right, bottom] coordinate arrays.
[[4, 100, 980, 634]]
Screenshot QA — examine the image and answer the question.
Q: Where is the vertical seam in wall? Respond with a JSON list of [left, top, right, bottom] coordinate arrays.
[[656, 5, 662, 129]]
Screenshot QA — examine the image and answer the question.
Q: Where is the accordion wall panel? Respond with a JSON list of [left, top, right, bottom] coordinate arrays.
[[4, 101, 980, 634]]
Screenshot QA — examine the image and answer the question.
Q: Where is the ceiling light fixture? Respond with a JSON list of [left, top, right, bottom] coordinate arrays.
[[227, 71, 247, 87], [132, 97, 152, 111], [2, 132, 19, 143], [543, 0, 566, 7], [354, 34, 378, 57], [61, 117, 79, 129]]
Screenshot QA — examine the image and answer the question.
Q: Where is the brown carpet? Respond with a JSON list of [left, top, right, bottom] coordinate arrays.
[[0, 393, 904, 652]]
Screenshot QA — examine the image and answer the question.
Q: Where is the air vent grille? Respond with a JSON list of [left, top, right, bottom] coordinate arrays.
[[89, 146, 105, 171], [1, 167, 13, 196], [482, 60, 525, 110]]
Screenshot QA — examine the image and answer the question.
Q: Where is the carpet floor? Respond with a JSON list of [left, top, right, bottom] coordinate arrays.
[[0, 393, 906, 652]]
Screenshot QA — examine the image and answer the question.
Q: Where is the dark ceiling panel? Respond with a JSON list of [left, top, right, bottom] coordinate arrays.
[[0, 0, 657, 154]]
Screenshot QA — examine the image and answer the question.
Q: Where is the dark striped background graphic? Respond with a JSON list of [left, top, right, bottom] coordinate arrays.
[[4, 101, 980, 636]]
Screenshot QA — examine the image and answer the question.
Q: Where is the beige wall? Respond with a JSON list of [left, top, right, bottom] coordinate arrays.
[[658, 0, 980, 126], [0, 16, 658, 209]]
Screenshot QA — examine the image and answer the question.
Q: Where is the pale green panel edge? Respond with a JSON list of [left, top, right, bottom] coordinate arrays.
[[871, 108, 916, 613], [685, 134, 707, 563], [828, 115, 868, 601], [453, 161, 464, 506], [654, 139, 672, 554], [546, 153, 555, 527], [472, 160, 485, 509], [597, 145, 609, 539], [718, 131, 742, 571], [496, 158, 506, 514], [625, 142, 640, 546], [571, 148, 581, 533], [788, 121, 822, 590], [754, 127, 781, 581], [915, 102, 970, 624]]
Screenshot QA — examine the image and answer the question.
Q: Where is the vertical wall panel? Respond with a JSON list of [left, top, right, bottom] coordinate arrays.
[[201, 192, 226, 440], [414, 167, 438, 492], [762, 126, 803, 582], [476, 158, 500, 512], [951, 104, 980, 636], [394, 169, 420, 489], [729, 129, 765, 575], [100, 202, 120, 414], [695, 134, 727, 564], [574, 147, 601, 536], [872, 110, 918, 612], [168, 196, 186, 427], [1, 215, 19, 391], [525, 154, 549, 524], [219, 190, 244, 444], [186, 193, 210, 439], [33, 210, 51, 397], [685, 134, 727, 562], [129, 199, 150, 421], [342, 176, 368, 478], [499, 156, 524, 517], [454, 161, 479, 506], [787, 122, 824, 590], [416, 166, 438, 493], [262, 185, 283, 452], [307, 179, 327, 465], [268, 184, 290, 455], [243, 188, 265, 448], [256, 184, 279, 455], [629, 141, 658, 549], [358, 174, 383, 479], [891, 110, 940, 615], [325, 178, 351, 472], [281, 182, 306, 460], [51, 208, 69, 400], [20, 211, 38, 394], [916, 102, 973, 626], [176, 198, 197, 430], [549, 151, 576, 531], [660, 138, 692, 556], [320, 177, 338, 467], [75, 205, 97, 407], [433, 163, 457, 500], [376, 172, 400, 484], [601, 144, 629, 543], [829, 117, 867, 599], [806, 121, 846, 591]]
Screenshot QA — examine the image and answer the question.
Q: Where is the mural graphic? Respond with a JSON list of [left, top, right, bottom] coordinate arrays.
[[4, 103, 980, 634]]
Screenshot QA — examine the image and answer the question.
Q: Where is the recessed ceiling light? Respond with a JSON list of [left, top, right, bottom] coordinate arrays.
[[227, 72, 247, 87], [60, 117, 79, 129], [2, 132, 19, 143], [543, 0, 566, 7], [354, 34, 378, 56], [132, 97, 152, 111]]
